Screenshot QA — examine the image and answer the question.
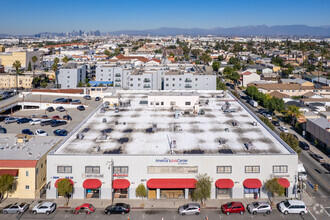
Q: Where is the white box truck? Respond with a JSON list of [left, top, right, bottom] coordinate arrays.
[[298, 163, 307, 181], [249, 99, 258, 108]]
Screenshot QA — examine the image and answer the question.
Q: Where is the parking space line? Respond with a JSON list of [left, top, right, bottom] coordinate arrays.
[[323, 207, 330, 217], [307, 208, 317, 220]]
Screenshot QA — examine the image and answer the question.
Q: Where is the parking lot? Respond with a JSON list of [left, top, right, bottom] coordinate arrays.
[[0, 94, 102, 136], [0, 209, 320, 220]]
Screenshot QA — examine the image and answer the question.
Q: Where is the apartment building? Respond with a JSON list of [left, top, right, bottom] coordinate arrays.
[[0, 51, 42, 69], [95, 64, 131, 89], [58, 64, 87, 89], [0, 74, 33, 89]]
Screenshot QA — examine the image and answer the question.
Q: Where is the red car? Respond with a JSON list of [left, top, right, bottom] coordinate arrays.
[[74, 203, 95, 215], [52, 115, 61, 120], [221, 202, 245, 215]]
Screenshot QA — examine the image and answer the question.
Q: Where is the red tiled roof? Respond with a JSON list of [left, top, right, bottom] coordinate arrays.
[[0, 160, 37, 168], [30, 89, 84, 94], [148, 58, 161, 63], [241, 71, 252, 75]]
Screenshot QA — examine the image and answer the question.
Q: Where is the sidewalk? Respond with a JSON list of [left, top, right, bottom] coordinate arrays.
[[0, 192, 315, 210]]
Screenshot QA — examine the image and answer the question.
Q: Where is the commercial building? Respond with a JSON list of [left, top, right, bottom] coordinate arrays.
[[0, 74, 33, 89], [47, 90, 297, 200], [95, 64, 131, 88], [0, 51, 42, 69], [58, 64, 87, 89], [0, 134, 61, 199], [306, 117, 330, 153]]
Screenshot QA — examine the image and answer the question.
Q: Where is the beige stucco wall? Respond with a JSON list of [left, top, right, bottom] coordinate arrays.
[[0, 75, 33, 89]]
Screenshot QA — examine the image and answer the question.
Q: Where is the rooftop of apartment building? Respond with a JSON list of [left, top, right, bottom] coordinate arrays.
[[307, 117, 330, 129], [0, 134, 61, 161], [53, 91, 293, 156]]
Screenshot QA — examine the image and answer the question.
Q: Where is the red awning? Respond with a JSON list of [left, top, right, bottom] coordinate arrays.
[[0, 169, 19, 176], [147, 178, 197, 189], [113, 179, 130, 189], [83, 179, 102, 189], [277, 178, 290, 188], [243, 179, 262, 188], [215, 179, 234, 189], [54, 178, 74, 188]]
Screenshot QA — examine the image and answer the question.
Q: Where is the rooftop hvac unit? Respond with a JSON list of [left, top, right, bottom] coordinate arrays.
[[76, 133, 84, 140], [93, 146, 100, 152], [152, 124, 157, 132]]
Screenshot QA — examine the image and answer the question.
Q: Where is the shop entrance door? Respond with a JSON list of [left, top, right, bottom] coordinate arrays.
[[160, 189, 184, 199]]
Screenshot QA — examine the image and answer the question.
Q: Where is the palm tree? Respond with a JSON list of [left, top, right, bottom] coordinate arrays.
[[12, 60, 21, 93], [285, 105, 302, 125], [51, 63, 58, 88], [31, 56, 38, 88], [62, 56, 69, 64]]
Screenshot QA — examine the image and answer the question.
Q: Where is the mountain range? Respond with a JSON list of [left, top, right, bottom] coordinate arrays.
[[109, 25, 330, 37]]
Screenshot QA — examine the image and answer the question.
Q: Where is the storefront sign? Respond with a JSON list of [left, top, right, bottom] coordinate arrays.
[[155, 158, 188, 165], [82, 174, 104, 178], [114, 174, 128, 177]]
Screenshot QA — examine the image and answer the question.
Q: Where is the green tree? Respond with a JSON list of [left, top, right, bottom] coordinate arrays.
[[228, 71, 240, 87], [62, 56, 69, 63], [12, 60, 21, 92], [216, 78, 226, 90], [0, 174, 15, 201], [135, 184, 147, 199], [284, 105, 302, 123], [53, 57, 59, 64], [228, 57, 239, 65], [192, 173, 212, 204], [259, 116, 275, 131], [31, 56, 38, 88], [191, 49, 200, 57], [41, 81, 48, 88], [200, 53, 212, 64], [84, 78, 89, 84], [280, 133, 301, 153], [104, 49, 111, 56], [86, 82, 91, 87], [77, 82, 84, 87], [32, 77, 41, 88], [57, 179, 73, 205], [212, 61, 220, 72], [154, 49, 162, 54], [217, 55, 224, 61], [265, 178, 285, 204], [51, 63, 59, 88], [27, 61, 32, 71]]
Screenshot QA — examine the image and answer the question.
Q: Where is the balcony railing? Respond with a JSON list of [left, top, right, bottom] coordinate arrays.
[[115, 74, 121, 77], [185, 84, 192, 88], [144, 79, 151, 83], [185, 79, 192, 82]]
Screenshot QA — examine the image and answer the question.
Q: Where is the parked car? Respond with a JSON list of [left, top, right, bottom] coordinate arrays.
[[5, 117, 18, 124], [247, 201, 272, 215], [2, 203, 29, 214], [62, 98, 72, 103], [51, 120, 67, 127], [310, 153, 325, 163], [70, 99, 81, 104], [299, 141, 310, 151], [73, 203, 95, 215], [32, 202, 56, 215], [279, 126, 289, 133], [272, 120, 280, 126], [41, 115, 49, 119], [63, 115, 72, 121], [0, 126, 7, 133], [46, 106, 55, 112], [77, 105, 85, 111], [321, 163, 330, 172], [95, 97, 101, 101], [56, 106, 66, 112], [17, 118, 32, 124], [35, 129, 48, 136], [22, 129, 34, 135], [53, 98, 66, 103], [263, 113, 272, 120], [178, 203, 200, 215], [52, 115, 61, 120], [53, 129, 68, 136], [40, 119, 54, 126], [29, 115, 37, 118], [29, 119, 41, 125], [104, 203, 130, 215], [0, 116, 9, 122], [277, 200, 307, 215], [83, 95, 91, 100], [221, 202, 245, 215]]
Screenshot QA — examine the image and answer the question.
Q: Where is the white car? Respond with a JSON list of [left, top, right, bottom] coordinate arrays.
[[35, 129, 48, 136], [29, 119, 41, 125], [32, 202, 56, 215], [279, 126, 289, 133], [277, 200, 307, 215]]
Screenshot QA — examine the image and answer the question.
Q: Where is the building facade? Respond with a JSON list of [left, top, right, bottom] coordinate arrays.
[[58, 64, 87, 89], [0, 74, 33, 89]]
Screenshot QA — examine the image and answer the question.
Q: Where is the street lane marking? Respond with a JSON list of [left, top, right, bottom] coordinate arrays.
[[308, 208, 318, 220], [323, 207, 330, 217]]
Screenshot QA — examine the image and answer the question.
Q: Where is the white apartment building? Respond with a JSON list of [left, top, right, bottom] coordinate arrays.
[[58, 64, 87, 89]]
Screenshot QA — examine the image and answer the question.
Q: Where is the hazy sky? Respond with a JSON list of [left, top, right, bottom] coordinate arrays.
[[1, 0, 330, 35]]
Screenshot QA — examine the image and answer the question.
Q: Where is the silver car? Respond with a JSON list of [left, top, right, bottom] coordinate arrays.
[[2, 203, 29, 214], [178, 203, 200, 215], [247, 201, 272, 215], [32, 202, 56, 215]]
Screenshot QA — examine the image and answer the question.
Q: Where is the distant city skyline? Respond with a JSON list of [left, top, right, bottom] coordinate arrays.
[[1, 0, 330, 35]]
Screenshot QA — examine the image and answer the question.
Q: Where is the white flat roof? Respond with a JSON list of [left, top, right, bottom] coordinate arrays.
[[54, 91, 293, 155]]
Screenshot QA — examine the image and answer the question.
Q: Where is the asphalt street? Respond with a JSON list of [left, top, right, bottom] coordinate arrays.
[[0, 209, 321, 220]]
